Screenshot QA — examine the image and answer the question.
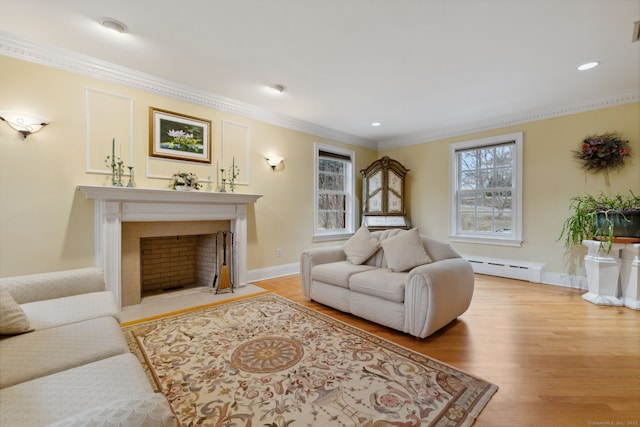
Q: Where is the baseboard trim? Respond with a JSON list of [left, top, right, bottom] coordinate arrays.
[[541, 271, 588, 290], [247, 262, 299, 283]]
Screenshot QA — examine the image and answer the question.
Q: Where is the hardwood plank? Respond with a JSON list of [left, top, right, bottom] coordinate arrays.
[[253, 273, 640, 426]]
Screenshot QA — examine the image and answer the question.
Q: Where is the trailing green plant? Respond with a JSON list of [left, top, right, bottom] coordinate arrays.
[[558, 190, 640, 253]]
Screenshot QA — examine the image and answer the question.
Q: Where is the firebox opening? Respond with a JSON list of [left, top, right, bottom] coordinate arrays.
[[140, 233, 216, 298]]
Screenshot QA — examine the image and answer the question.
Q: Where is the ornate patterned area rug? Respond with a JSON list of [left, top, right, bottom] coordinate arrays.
[[123, 293, 497, 426]]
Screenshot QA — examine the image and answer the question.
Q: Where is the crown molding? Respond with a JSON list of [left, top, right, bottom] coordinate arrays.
[[2, 32, 637, 153], [378, 90, 640, 150], [0, 32, 376, 150]]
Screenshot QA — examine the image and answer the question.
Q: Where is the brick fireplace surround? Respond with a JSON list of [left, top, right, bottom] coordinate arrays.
[[78, 186, 262, 307]]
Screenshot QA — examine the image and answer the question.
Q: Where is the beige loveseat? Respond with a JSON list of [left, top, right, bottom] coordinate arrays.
[[301, 227, 474, 338], [0, 267, 175, 427]]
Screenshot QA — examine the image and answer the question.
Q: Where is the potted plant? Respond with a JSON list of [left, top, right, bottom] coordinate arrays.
[[558, 191, 640, 253]]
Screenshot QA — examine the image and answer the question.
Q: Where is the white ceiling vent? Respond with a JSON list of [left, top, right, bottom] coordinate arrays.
[[633, 21, 640, 42]]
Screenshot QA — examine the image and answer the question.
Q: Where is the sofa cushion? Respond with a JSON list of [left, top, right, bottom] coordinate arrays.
[[349, 269, 407, 303], [381, 228, 431, 272], [0, 353, 154, 427], [342, 225, 380, 264], [46, 392, 175, 427], [0, 316, 130, 388], [20, 291, 120, 330], [311, 261, 377, 288], [0, 288, 32, 335]]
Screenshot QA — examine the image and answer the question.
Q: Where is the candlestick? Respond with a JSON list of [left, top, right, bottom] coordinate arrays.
[[111, 138, 116, 186], [126, 166, 135, 187], [228, 156, 239, 192], [219, 168, 226, 192]]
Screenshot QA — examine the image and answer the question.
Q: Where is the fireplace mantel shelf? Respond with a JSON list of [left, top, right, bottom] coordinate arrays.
[[77, 185, 262, 205]]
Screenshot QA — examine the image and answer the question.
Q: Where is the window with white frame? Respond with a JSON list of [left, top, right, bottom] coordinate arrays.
[[314, 143, 355, 239], [449, 132, 523, 246]]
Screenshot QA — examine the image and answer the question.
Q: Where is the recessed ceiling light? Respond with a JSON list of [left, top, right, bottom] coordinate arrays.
[[577, 61, 599, 71], [99, 18, 128, 34], [268, 84, 286, 94], [371, 122, 381, 127]]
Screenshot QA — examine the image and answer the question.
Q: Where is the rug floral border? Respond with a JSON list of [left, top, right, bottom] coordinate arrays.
[[122, 293, 498, 426]]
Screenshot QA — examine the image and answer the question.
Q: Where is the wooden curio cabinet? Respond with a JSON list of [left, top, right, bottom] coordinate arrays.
[[360, 156, 410, 230]]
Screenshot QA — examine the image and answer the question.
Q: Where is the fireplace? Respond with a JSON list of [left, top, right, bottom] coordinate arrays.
[[78, 186, 262, 307], [123, 221, 229, 302], [140, 234, 216, 295]]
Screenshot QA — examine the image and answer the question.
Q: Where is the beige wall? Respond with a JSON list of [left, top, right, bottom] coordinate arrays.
[[1, 54, 638, 282], [0, 55, 377, 276], [381, 102, 640, 278]]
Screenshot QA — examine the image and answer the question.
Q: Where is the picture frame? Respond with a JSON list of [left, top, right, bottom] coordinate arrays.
[[149, 107, 212, 163]]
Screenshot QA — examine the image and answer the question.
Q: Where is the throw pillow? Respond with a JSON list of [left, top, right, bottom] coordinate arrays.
[[381, 228, 431, 272], [343, 225, 380, 264], [0, 288, 33, 335]]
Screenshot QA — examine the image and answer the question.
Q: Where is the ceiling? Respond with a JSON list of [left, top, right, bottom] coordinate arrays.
[[1, 0, 639, 149]]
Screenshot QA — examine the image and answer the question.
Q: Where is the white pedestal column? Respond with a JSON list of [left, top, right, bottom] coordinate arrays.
[[620, 244, 640, 310], [582, 240, 624, 306]]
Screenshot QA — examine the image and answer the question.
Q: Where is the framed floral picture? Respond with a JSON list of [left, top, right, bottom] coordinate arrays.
[[149, 107, 212, 163]]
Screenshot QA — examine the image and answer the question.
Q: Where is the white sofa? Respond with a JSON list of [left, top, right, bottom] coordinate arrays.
[[0, 268, 175, 427], [300, 227, 474, 338]]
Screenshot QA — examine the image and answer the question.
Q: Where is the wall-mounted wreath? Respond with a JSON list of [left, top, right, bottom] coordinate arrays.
[[573, 132, 631, 173]]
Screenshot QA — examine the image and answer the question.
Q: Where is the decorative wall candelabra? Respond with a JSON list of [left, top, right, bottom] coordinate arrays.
[[218, 158, 240, 193], [228, 157, 239, 193], [105, 138, 127, 187]]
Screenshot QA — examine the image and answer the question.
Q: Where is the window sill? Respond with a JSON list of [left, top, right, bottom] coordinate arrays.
[[313, 232, 353, 243], [449, 235, 523, 247]]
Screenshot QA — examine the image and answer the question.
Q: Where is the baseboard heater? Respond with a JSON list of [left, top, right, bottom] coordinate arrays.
[[463, 255, 544, 283]]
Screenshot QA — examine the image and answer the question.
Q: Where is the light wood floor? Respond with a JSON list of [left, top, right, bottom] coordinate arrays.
[[253, 274, 640, 427]]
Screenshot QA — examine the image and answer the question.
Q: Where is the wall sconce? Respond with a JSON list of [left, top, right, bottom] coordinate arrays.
[[265, 155, 284, 170], [0, 112, 49, 139]]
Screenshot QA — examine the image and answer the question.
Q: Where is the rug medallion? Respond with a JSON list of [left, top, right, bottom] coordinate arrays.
[[123, 293, 497, 426]]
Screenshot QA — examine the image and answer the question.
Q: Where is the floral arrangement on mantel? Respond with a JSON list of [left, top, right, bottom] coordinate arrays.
[[170, 172, 202, 190], [573, 132, 631, 173]]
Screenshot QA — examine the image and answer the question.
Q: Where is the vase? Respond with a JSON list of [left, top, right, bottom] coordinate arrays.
[[175, 185, 194, 191], [596, 211, 640, 239]]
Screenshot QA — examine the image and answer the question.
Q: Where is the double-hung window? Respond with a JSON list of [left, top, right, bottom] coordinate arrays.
[[449, 132, 523, 246], [314, 143, 355, 239]]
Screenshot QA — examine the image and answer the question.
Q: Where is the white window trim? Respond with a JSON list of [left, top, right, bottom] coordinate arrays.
[[314, 142, 356, 241], [449, 132, 523, 247]]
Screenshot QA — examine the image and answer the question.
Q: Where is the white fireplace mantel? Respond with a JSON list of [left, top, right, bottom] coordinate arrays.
[[78, 185, 262, 307]]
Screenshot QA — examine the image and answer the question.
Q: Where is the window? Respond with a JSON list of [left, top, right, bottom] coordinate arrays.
[[449, 132, 523, 246], [314, 143, 355, 239]]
